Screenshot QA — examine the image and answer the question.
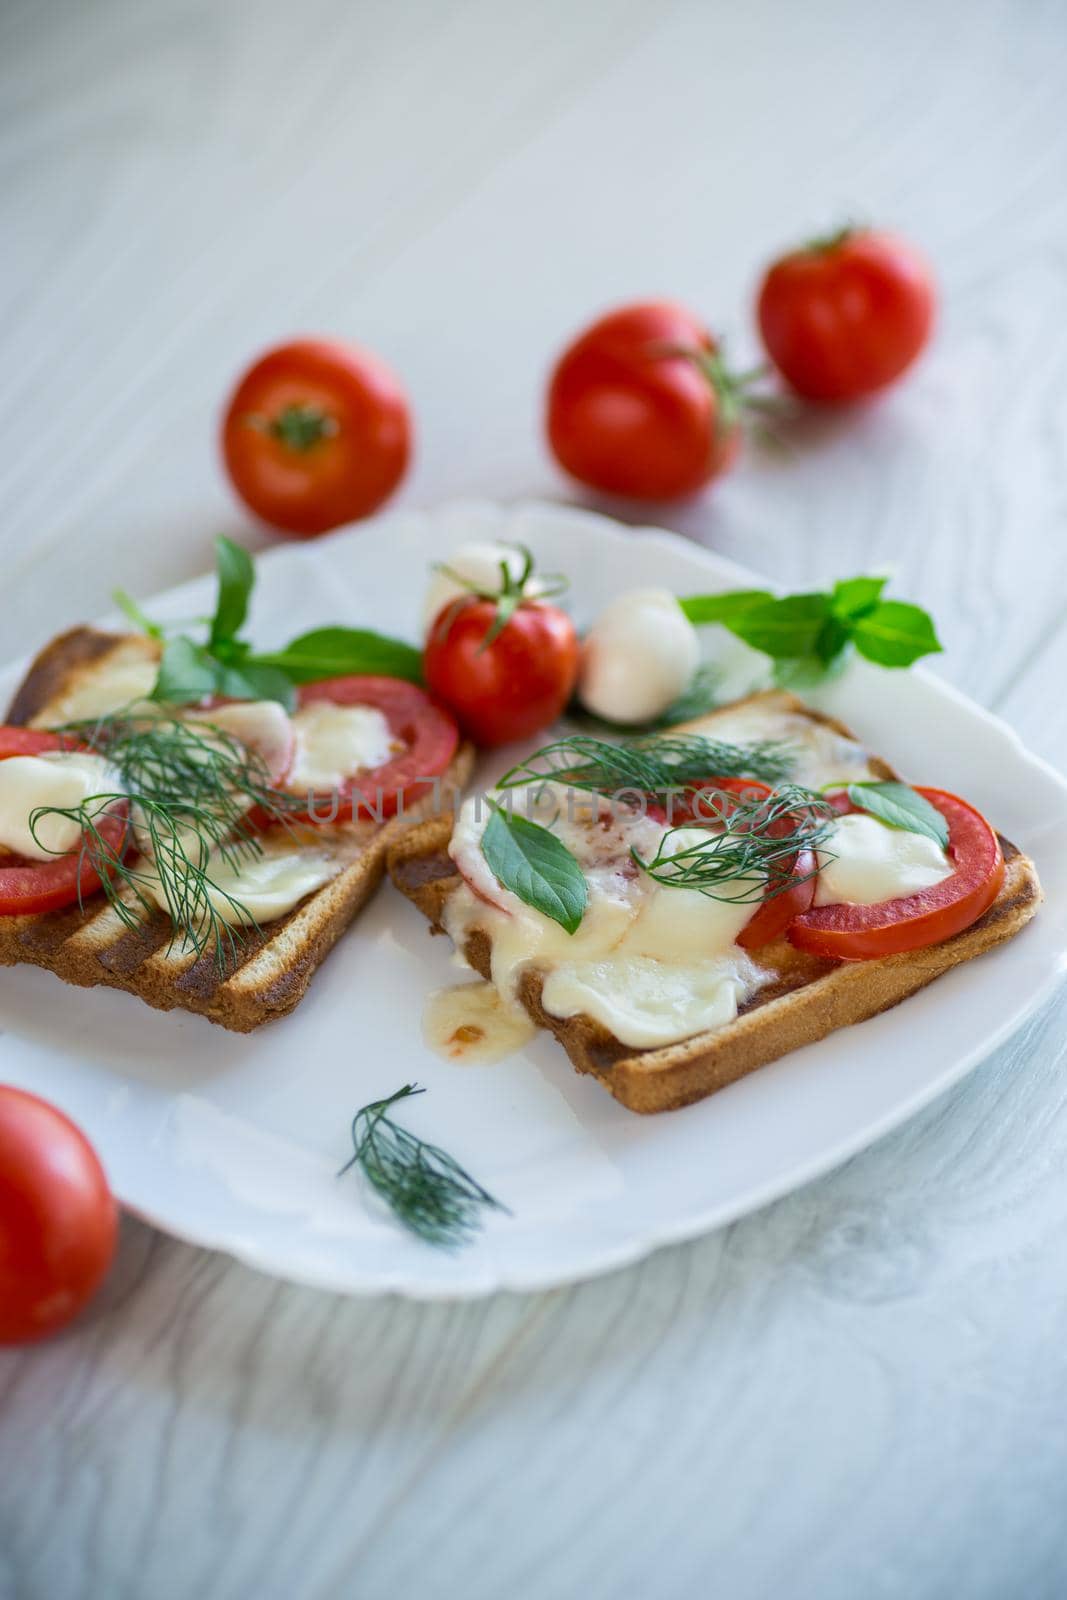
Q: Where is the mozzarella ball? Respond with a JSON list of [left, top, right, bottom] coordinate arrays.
[[578, 588, 701, 724], [422, 542, 539, 634]]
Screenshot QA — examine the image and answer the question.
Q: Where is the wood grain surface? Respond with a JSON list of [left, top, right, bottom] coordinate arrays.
[[2, 1, 1067, 1596]]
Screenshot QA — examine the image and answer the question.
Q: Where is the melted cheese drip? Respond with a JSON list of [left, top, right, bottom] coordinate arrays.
[[815, 812, 952, 906], [445, 791, 769, 1050], [423, 980, 538, 1064], [141, 831, 341, 929], [0, 752, 120, 860], [286, 702, 395, 793]]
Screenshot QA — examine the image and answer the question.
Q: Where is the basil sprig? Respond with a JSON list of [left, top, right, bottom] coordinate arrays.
[[845, 781, 949, 849], [481, 800, 588, 934], [251, 627, 422, 685], [680, 576, 941, 685], [115, 536, 422, 710]]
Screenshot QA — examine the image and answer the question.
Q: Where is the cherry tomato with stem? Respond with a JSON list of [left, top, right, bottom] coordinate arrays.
[[424, 548, 579, 747]]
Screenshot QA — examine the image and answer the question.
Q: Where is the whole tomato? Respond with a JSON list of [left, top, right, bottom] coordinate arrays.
[[424, 555, 579, 747], [0, 1087, 117, 1345], [221, 337, 411, 537], [757, 228, 936, 402], [545, 301, 746, 500]]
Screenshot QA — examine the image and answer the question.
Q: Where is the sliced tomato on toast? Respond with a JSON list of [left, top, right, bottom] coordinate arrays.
[[279, 676, 459, 824], [789, 787, 1004, 960], [0, 728, 130, 917]]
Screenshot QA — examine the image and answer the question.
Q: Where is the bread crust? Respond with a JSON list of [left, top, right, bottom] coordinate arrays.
[[387, 694, 1043, 1113], [2, 626, 475, 1031], [9, 627, 162, 727]]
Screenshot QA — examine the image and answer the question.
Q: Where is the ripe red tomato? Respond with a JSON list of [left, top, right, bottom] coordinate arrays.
[[789, 788, 1003, 960], [221, 338, 411, 537], [424, 599, 579, 748], [545, 302, 743, 500], [0, 1087, 117, 1345], [0, 727, 131, 918], [280, 675, 459, 822], [757, 228, 935, 402]]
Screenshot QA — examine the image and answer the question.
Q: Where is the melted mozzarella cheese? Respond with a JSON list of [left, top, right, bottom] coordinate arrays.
[[286, 702, 395, 792], [578, 589, 701, 724], [815, 813, 952, 906], [689, 701, 877, 789], [37, 656, 160, 726], [540, 828, 764, 1047], [0, 752, 120, 860], [142, 833, 341, 929], [445, 787, 769, 1049], [542, 952, 763, 1049]]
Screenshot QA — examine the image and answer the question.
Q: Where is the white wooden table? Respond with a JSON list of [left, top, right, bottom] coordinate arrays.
[[3, 2, 1067, 1595]]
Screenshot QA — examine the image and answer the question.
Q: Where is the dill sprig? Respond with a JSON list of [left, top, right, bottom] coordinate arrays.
[[29, 711, 305, 968], [496, 731, 794, 797], [632, 784, 836, 903], [340, 1084, 506, 1247]]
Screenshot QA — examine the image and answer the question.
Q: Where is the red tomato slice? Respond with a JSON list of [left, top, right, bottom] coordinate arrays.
[[737, 846, 817, 950], [788, 787, 1004, 960], [645, 778, 816, 948], [0, 727, 130, 917], [0, 728, 78, 758], [282, 676, 459, 823]]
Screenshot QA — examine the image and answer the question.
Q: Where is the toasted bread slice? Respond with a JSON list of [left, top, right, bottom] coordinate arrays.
[[388, 691, 1042, 1113], [2, 627, 474, 1031]]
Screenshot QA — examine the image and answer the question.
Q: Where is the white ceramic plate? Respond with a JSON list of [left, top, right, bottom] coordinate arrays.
[[2, 501, 1065, 1299]]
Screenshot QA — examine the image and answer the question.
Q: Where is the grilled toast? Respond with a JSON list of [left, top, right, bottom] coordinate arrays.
[[1, 627, 475, 1031], [388, 691, 1042, 1113]]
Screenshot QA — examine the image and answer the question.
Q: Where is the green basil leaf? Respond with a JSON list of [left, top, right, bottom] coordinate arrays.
[[851, 601, 942, 667], [845, 781, 950, 849], [210, 536, 255, 647], [253, 627, 424, 685], [725, 594, 831, 659], [679, 590, 774, 625], [152, 637, 297, 709], [151, 637, 224, 705], [830, 575, 887, 619], [481, 801, 587, 934], [814, 615, 851, 665], [215, 660, 297, 711]]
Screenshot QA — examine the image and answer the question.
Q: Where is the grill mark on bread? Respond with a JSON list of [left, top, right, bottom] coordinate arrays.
[[2, 626, 476, 1029]]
